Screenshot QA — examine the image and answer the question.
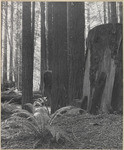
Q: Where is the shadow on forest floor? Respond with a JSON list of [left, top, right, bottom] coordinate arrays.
[[1, 104, 122, 149]]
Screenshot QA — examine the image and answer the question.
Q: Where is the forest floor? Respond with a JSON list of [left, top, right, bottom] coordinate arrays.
[[1, 104, 123, 149]]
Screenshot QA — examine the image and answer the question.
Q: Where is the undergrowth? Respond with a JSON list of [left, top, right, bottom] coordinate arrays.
[[3, 104, 71, 148], [1, 101, 20, 120]]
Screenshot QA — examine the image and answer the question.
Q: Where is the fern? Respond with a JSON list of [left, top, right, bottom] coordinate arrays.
[[1, 102, 20, 120], [49, 106, 74, 125], [12, 110, 43, 132], [10, 115, 41, 137], [11, 107, 50, 136], [46, 124, 70, 142], [9, 105, 72, 148], [22, 118, 41, 136], [2, 102, 17, 113], [12, 110, 34, 119]]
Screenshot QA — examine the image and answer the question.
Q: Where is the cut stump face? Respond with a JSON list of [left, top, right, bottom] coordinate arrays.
[[81, 23, 122, 114]]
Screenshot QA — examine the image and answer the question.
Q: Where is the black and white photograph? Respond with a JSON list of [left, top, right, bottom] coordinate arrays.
[[1, 1, 123, 149]]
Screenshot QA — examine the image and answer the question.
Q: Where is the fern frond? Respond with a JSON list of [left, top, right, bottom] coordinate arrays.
[[10, 115, 41, 137], [12, 108, 23, 113], [5, 98, 15, 104], [34, 107, 50, 124], [34, 112, 47, 131], [46, 124, 70, 142], [12, 111, 33, 119], [49, 106, 74, 125], [11, 107, 50, 136], [12, 110, 43, 132], [22, 119, 41, 136], [1, 103, 19, 121], [27, 115, 40, 126], [2, 102, 17, 113]]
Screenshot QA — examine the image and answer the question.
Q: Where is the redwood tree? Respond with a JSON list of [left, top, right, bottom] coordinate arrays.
[[111, 2, 118, 23], [119, 2, 123, 23], [22, 2, 34, 107], [47, 2, 53, 70], [103, 2, 107, 24], [1, 2, 4, 84], [32, 2, 35, 48], [3, 2, 8, 83], [9, 2, 14, 82], [51, 2, 68, 113], [108, 2, 111, 23], [40, 2, 47, 93], [67, 2, 85, 103]]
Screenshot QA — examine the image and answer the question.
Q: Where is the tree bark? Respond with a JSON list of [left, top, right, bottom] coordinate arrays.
[[51, 2, 68, 113], [43, 2, 53, 106], [22, 2, 34, 107], [9, 2, 13, 82], [119, 2, 123, 23], [108, 2, 111, 23], [103, 2, 107, 24], [67, 2, 85, 103], [81, 24, 122, 114], [32, 2, 35, 64], [40, 2, 47, 93], [18, 2, 22, 90], [87, 2, 90, 31], [14, 2, 19, 89], [111, 2, 118, 23], [1, 2, 4, 84], [3, 2, 8, 83], [47, 2, 53, 70]]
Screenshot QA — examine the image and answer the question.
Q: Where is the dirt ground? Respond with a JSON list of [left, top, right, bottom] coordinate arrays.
[[1, 106, 123, 149]]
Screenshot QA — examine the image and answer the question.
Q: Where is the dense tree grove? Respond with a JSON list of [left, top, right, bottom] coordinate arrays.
[[1, 2, 123, 113], [1, 2, 123, 149]]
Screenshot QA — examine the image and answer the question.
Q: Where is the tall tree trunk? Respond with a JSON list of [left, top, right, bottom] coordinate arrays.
[[18, 2, 22, 90], [43, 2, 53, 106], [47, 2, 53, 70], [67, 2, 85, 103], [45, 2, 49, 70], [30, 2, 35, 92], [1, 2, 4, 50], [40, 2, 47, 93], [3, 2, 8, 83], [9, 2, 13, 81], [19, 36, 22, 90], [81, 24, 122, 114], [108, 2, 111, 23], [32, 2, 35, 49], [103, 2, 107, 24], [15, 2, 22, 90], [51, 2, 68, 113], [14, 2, 19, 88], [111, 2, 118, 23], [119, 2, 123, 23], [1, 2, 4, 84], [87, 2, 90, 31], [22, 2, 33, 107]]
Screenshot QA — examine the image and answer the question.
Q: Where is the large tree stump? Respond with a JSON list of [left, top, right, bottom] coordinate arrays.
[[81, 23, 122, 114]]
